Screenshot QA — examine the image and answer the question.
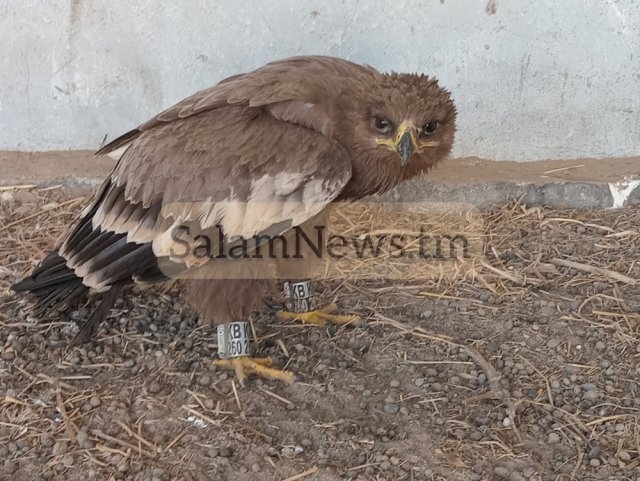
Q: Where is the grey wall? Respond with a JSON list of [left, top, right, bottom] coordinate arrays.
[[1, 0, 639, 160]]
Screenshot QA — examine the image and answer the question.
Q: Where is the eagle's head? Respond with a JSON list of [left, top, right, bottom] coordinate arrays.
[[338, 72, 457, 197]]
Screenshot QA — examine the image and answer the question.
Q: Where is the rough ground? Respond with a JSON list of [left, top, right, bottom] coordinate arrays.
[[1, 186, 640, 481]]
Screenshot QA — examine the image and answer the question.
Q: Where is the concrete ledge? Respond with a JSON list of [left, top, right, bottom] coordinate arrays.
[[1, 151, 639, 209], [388, 179, 617, 210]]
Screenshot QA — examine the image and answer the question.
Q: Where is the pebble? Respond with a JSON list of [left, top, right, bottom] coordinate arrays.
[[389, 380, 400, 388], [547, 338, 561, 348], [548, 432, 561, 444], [218, 446, 233, 458], [148, 382, 161, 393], [41, 435, 54, 448], [582, 390, 598, 402], [414, 378, 425, 386], [52, 441, 68, 456], [509, 472, 526, 481], [494, 466, 510, 478], [595, 341, 606, 350], [3, 461, 17, 474], [617, 450, 631, 461], [89, 395, 101, 407], [589, 458, 601, 467], [383, 403, 399, 414], [477, 373, 487, 385]]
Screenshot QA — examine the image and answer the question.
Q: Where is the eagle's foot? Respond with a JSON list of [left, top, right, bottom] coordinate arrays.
[[213, 356, 295, 386], [277, 303, 361, 326]]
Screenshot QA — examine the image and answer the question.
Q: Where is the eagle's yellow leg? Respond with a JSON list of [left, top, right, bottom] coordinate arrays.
[[213, 356, 295, 385], [277, 303, 360, 326]]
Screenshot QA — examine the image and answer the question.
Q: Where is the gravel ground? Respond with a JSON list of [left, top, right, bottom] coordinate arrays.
[[1, 187, 640, 481]]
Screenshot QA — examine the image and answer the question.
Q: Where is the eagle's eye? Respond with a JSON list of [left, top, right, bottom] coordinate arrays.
[[373, 116, 393, 134], [422, 120, 439, 135]]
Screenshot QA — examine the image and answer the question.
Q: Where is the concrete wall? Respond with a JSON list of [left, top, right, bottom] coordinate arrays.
[[1, 0, 639, 160]]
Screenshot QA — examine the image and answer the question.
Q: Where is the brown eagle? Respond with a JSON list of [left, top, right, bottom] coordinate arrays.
[[12, 56, 456, 384]]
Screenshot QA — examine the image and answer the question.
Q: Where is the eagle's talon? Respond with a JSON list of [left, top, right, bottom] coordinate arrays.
[[213, 356, 295, 385], [277, 303, 361, 326]]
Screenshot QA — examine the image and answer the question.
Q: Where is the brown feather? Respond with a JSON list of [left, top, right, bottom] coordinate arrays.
[[15, 55, 456, 336]]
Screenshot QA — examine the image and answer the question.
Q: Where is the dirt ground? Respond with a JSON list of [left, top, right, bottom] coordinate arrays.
[[1, 186, 640, 481]]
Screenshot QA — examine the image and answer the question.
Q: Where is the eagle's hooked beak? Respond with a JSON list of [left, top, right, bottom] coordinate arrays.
[[397, 130, 415, 168], [375, 121, 419, 168]]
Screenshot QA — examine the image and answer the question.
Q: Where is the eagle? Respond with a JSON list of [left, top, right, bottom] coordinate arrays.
[[12, 56, 456, 384]]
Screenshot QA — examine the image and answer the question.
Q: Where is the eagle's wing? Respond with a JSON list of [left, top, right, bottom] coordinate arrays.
[[59, 105, 352, 289], [96, 56, 378, 156]]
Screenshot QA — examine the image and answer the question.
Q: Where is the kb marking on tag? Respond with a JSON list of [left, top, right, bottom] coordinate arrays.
[[217, 322, 251, 359], [284, 280, 314, 313]]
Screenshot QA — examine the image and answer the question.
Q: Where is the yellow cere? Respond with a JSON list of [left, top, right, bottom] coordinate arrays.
[[375, 120, 439, 152]]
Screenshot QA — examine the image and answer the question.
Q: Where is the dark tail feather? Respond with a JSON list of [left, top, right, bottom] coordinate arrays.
[[69, 283, 123, 347], [13, 252, 124, 344], [12, 252, 88, 311]]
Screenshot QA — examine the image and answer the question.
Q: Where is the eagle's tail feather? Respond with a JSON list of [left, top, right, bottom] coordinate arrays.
[[11, 251, 88, 312], [69, 283, 123, 346]]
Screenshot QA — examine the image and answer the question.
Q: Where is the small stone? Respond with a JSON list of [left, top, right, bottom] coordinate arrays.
[[522, 466, 535, 478], [420, 310, 433, 319], [588, 446, 601, 459], [3, 461, 17, 475], [61, 454, 74, 467], [414, 378, 425, 386], [502, 417, 511, 427], [52, 441, 68, 456], [301, 439, 312, 448], [477, 373, 487, 385], [509, 472, 526, 481], [148, 382, 161, 393], [589, 458, 601, 467], [617, 450, 631, 461], [494, 466, 510, 478], [548, 432, 561, 444], [89, 396, 101, 407], [117, 461, 130, 473], [389, 380, 400, 388], [582, 390, 598, 402], [546, 338, 561, 349], [383, 403, 399, 414], [41, 435, 54, 448], [219, 446, 233, 458], [595, 341, 606, 350]]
